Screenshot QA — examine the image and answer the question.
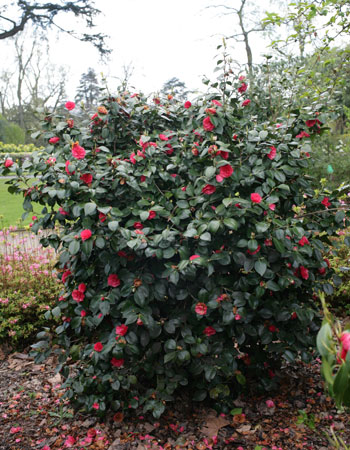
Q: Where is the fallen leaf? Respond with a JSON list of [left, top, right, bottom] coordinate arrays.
[[201, 409, 230, 437]]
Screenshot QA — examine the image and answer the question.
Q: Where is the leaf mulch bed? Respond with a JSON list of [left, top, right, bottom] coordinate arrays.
[[0, 350, 349, 450]]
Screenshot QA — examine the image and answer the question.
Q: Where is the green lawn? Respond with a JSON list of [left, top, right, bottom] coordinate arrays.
[[0, 179, 43, 228]]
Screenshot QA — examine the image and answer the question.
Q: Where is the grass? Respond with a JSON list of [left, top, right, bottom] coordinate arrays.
[[0, 179, 43, 228]]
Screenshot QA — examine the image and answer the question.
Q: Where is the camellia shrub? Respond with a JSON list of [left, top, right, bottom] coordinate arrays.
[[1, 73, 349, 418]]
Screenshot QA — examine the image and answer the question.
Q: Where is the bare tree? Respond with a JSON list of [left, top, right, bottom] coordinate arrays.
[[0, 0, 110, 55]]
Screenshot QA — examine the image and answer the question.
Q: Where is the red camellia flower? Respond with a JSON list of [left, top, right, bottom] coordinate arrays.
[[184, 101, 192, 109], [296, 130, 310, 139], [94, 342, 103, 352], [67, 119, 74, 128], [190, 255, 200, 261], [65, 101, 75, 111], [148, 210, 156, 220], [81, 310, 86, 317], [159, 134, 169, 141], [247, 245, 261, 255], [97, 106, 108, 115], [241, 99, 251, 107], [80, 173, 93, 184], [62, 270, 72, 283], [212, 100, 222, 106], [72, 289, 85, 302], [202, 184, 216, 195], [269, 204, 276, 211], [219, 164, 233, 179], [264, 238, 273, 246], [268, 325, 277, 333], [298, 236, 310, 246], [251, 193, 262, 203], [300, 266, 309, 280], [111, 357, 124, 367], [267, 146, 277, 160], [203, 116, 215, 132], [217, 150, 229, 159], [205, 107, 216, 115], [203, 326, 216, 337], [321, 197, 331, 208], [80, 229, 92, 241], [305, 119, 316, 127], [108, 274, 120, 288], [78, 283, 86, 293], [133, 222, 143, 229], [116, 324, 128, 336], [140, 175, 146, 182], [65, 160, 75, 175], [318, 267, 326, 275], [195, 302, 207, 316], [49, 137, 60, 144], [4, 158, 13, 168], [99, 212, 107, 222], [72, 142, 86, 159], [238, 82, 248, 93]]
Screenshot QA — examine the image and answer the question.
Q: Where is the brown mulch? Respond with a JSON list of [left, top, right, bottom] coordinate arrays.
[[0, 350, 350, 450]]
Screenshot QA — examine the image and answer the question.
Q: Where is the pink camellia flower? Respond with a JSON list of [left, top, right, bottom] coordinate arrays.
[[203, 116, 215, 132], [235, 314, 241, 320], [276, 123, 282, 128], [238, 82, 248, 93], [111, 357, 125, 367], [298, 236, 310, 246], [159, 134, 169, 141], [72, 142, 86, 159], [72, 289, 85, 302], [269, 204, 276, 211], [108, 274, 120, 287], [267, 146, 277, 160], [80, 229, 92, 241], [203, 326, 216, 337], [190, 255, 200, 261], [184, 101, 192, 109], [64, 435, 76, 447], [296, 130, 310, 139], [148, 210, 156, 220], [116, 324, 128, 336], [42, 446, 51, 450], [65, 160, 74, 175], [4, 158, 13, 168], [212, 99, 222, 106], [80, 173, 93, 184], [81, 310, 86, 317], [133, 222, 143, 229], [202, 184, 216, 195], [321, 197, 331, 208], [251, 193, 262, 203], [205, 107, 216, 115], [92, 402, 99, 410], [340, 332, 350, 360], [49, 136, 60, 144], [195, 302, 207, 316], [94, 342, 103, 352], [266, 400, 275, 408], [300, 265, 309, 280], [62, 270, 72, 283], [65, 101, 75, 111], [241, 99, 251, 107]]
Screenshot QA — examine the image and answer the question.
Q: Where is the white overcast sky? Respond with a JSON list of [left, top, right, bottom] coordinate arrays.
[[49, 0, 277, 97], [1, 0, 282, 99]]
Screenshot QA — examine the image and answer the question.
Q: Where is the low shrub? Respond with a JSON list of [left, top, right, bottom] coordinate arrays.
[[0, 142, 43, 153], [0, 229, 61, 349], [1, 72, 349, 418]]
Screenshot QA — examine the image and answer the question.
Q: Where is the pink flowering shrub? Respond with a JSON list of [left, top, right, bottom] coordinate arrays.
[[0, 229, 60, 348], [0, 73, 349, 418]]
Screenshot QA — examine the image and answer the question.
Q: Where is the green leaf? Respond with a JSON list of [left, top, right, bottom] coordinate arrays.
[[316, 323, 332, 358], [255, 260, 267, 276], [223, 218, 238, 230], [200, 232, 211, 241], [84, 202, 96, 216], [108, 221, 119, 232], [51, 306, 61, 318], [256, 222, 269, 233], [208, 220, 220, 233], [69, 240, 80, 255]]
